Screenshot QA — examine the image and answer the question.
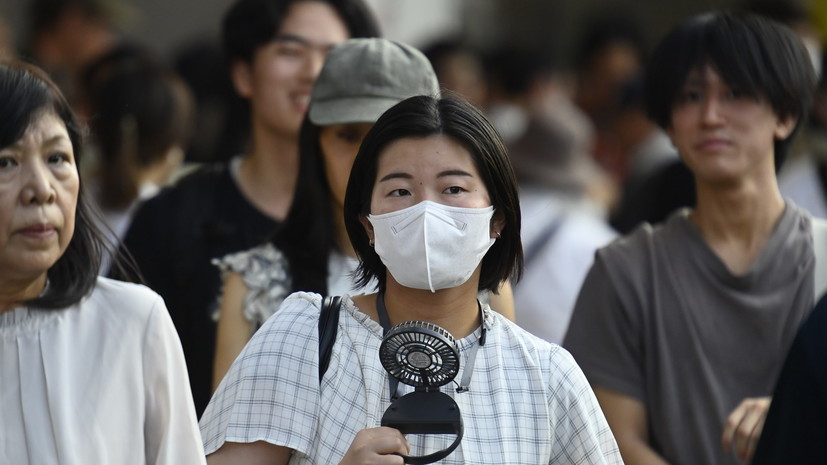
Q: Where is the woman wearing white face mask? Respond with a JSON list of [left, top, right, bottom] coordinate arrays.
[[200, 95, 622, 464]]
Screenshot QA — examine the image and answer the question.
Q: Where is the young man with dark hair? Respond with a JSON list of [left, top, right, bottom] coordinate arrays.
[[564, 11, 818, 465]]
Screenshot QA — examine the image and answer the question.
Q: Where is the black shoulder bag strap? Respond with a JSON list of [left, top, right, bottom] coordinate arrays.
[[318, 295, 342, 382]]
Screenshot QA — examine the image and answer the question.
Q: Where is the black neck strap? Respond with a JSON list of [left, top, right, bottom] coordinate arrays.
[[375, 291, 486, 400]]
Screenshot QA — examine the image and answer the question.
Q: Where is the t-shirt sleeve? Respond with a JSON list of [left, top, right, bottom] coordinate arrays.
[[546, 346, 623, 464], [563, 248, 646, 401], [199, 292, 322, 457], [141, 293, 207, 465]]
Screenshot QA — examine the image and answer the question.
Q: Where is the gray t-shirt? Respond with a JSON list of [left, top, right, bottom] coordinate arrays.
[[564, 203, 815, 465]]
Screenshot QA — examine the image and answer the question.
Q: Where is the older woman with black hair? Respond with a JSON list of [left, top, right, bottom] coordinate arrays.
[[0, 59, 205, 464]]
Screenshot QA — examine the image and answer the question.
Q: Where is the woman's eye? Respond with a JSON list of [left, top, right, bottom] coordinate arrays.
[[0, 156, 16, 169], [389, 188, 411, 197], [47, 152, 70, 165], [336, 130, 361, 143], [444, 186, 464, 195]]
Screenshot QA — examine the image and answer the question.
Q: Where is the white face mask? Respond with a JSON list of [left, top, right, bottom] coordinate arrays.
[[368, 200, 496, 292]]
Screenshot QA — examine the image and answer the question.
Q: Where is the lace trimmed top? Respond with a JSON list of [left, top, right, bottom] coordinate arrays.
[[212, 242, 292, 332], [212, 243, 364, 333]]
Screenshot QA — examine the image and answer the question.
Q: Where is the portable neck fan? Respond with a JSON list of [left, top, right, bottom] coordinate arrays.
[[379, 320, 464, 465]]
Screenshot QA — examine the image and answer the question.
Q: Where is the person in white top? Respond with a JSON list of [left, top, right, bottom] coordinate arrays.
[[0, 59, 205, 465], [200, 94, 622, 464], [210, 38, 515, 389]]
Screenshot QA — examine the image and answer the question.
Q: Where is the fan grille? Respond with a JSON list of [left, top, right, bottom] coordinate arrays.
[[379, 321, 460, 388]]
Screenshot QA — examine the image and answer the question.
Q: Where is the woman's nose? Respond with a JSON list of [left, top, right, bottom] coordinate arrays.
[[21, 162, 56, 205]]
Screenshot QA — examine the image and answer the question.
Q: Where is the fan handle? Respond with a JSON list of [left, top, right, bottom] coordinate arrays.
[[381, 391, 464, 464]]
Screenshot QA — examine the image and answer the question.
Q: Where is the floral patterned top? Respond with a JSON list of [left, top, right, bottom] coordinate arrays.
[[212, 243, 364, 334], [212, 243, 292, 334]]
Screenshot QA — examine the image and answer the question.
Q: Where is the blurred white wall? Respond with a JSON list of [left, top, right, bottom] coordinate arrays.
[[363, 0, 464, 47]]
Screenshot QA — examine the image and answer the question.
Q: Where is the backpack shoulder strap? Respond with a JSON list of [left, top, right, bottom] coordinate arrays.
[[813, 218, 827, 303], [318, 295, 342, 382]]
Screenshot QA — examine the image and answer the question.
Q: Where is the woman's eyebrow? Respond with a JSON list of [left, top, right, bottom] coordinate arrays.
[[4, 134, 67, 151], [437, 169, 472, 178], [378, 169, 473, 183], [378, 172, 412, 183]]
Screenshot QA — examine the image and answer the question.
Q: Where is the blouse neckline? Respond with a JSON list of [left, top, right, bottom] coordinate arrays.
[[0, 306, 63, 339]]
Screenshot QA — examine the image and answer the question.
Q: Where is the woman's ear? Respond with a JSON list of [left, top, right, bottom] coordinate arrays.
[[359, 215, 375, 244], [490, 210, 506, 239]]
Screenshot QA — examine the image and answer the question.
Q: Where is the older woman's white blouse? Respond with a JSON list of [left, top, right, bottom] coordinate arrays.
[[0, 277, 206, 465]]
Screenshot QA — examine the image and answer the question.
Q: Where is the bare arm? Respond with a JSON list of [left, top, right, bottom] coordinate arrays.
[[489, 281, 515, 321], [593, 386, 670, 465], [212, 272, 253, 391], [207, 441, 291, 465], [721, 396, 771, 463]]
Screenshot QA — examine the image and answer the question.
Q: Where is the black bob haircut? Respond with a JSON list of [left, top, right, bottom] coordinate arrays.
[[343, 95, 524, 294], [0, 59, 108, 309], [222, 0, 380, 65], [644, 11, 817, 169]]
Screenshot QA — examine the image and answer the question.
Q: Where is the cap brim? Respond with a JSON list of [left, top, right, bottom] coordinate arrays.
[[308, 96, 407, 126]]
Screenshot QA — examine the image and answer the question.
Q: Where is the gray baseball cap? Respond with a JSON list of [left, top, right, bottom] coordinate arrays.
[[308, 38, 441, 125]]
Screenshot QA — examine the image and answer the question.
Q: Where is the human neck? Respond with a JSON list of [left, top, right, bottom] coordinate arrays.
[[690, 180, 786, 274], [139, 155, 178, 190], [236, 123, 299, 221], [380, 279, 482, 339], [0, 275, 48, 314]]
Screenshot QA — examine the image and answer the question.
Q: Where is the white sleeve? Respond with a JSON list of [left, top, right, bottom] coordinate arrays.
[[142, 295, 207, 465]]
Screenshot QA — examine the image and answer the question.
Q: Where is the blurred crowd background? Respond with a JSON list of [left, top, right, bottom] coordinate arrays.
[[2, 0, 826, 199], [4, 0, 827, 423], [4, 0, 827, 67]]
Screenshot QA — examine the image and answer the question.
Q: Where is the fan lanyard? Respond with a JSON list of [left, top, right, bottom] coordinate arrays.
[[376, 291, 486, 401]]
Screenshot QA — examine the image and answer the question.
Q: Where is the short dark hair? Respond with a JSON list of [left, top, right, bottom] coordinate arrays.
[[574, 10, 648, 72], [83, 48, 194, 210], [343, 95, 523, 293], [0, 59, 107, 309], [222, 0, 380, 65], [29, 0, 124, 35], [644, 11, 817, 168]]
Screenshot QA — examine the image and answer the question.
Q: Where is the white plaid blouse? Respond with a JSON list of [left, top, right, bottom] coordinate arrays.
[[200, 292, 622, 464]]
